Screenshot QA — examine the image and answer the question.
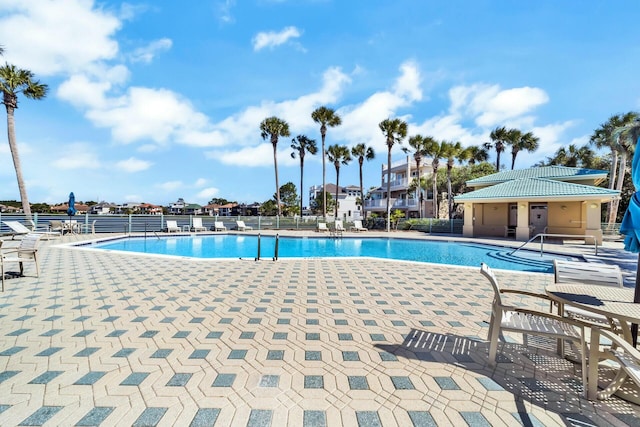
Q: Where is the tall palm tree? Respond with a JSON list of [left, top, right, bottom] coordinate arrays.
[[509, 130, 539, 169], [465, 145, 489, 165], [0, 64, 48, 220], [260, 116, 290, 216], [424, 139, 448, 218], [483, 126, 509, 172], [610, 112, 640, 224], [326, 144, 351, 218], [351, 143, 375, 218], [402, 134, 435, 218], [442, 141, 466, 219], [291, 135, 318, 217], [379, 118, 408, 231], [311, 106, 342, 218]]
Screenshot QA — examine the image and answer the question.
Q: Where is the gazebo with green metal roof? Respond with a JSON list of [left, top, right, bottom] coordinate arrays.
[[454, 167, 619, 243]]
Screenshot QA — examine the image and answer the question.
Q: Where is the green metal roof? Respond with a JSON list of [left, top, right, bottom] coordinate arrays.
[[454, 178, 619, 202], [466, 166, 608, 186]]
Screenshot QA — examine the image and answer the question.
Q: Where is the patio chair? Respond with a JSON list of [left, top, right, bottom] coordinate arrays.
[[213, 221, 227, 231], [1, 233, 42, 291], [596, 329, 640, 400], [236, 220, 253, 231], [49, 220, 64, 234], [5, 220, 59, 239], [481, 263, 588, 391], [165, 220, 180, 233], [191, 217, 207, 232], [553, 259, 624, 330], [317, 222, 328, 232], [79, 220, 97, 235], [350, 220, 368, 232]]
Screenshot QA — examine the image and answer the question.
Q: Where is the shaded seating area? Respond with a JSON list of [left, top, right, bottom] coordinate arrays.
[[1, 233, 42, 291], [480, 263, 588, 394]]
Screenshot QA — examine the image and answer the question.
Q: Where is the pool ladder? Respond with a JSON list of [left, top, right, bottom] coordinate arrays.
[[255, 233, 279, 261]]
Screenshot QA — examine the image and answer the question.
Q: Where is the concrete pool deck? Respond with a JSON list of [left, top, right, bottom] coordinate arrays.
[[0, 231, 638, 426]]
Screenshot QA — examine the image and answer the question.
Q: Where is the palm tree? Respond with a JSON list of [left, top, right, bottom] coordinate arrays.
[[291, 135, 318, 217], [465, 145, 489, 165], [311, 106, 342, 218], [0, 64, 48, 220], [403, 134, 435, 218], [424, 139, 448, 218], [379, 118, 408, 231], [351, 143, 375, 219], [326, 144, 351, 218], [260, 116, 290, 216], [610, 112, 640, 224], [509, 130, 539, 169], [483, 126, 509, 172], [547, 144, 594, 167], [442, 141, 466, 219]]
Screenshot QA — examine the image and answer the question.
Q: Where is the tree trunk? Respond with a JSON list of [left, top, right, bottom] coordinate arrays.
[[272, 139, 281, 216], [608, 150, 627, 225], [447, 166, 453, 219], [606, 149, 619, 223], [5, 105, 31, 220], [334, 164, 340, 218], [321, 126, 327, 218], [386, 148, 392, 232], [359, 159, 364, 218], [299, 157, 304, 217], [415, 158, 422, 218], [432, 164, 438, 218], [511, 151, 517, 170]]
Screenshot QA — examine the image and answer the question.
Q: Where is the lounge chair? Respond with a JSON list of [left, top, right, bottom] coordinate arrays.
[[317, 222, 328, 232], [596, 329, 640, 400], [191, 217, 207, 232], [4, 220, 59, 239], [350, 220, 368, 232], [480, 263, 587, 393], [1, 233, 42, 291], [213, 221, 227, 231], [335, 220, 345, 232], [236, 220, 253, 231], [165, 220, 180, 233]]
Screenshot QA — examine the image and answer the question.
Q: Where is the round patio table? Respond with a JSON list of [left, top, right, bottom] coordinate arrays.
[[546, 284, 640, 402]]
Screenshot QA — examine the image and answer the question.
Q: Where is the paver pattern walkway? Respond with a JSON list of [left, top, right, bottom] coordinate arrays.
[[0, 234, 638, 426]]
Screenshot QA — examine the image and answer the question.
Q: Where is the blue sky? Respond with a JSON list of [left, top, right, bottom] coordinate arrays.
[[1, 0, 639, 207]]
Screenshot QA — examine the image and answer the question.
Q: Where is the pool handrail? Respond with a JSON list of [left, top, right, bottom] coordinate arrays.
[[509, 233, 598, 257]]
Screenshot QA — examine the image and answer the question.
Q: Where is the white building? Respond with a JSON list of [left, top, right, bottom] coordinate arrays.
[[309, 183, 362, 220]]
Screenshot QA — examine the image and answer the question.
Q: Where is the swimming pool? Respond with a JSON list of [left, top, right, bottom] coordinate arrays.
[[88, 235, 576, 273]]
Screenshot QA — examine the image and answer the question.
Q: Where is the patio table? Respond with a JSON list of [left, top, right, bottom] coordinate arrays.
[[546, 283, 640, 402]]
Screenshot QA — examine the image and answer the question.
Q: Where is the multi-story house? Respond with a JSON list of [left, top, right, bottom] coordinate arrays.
[[309, 183, 361, 219], [364, 156, 435, 219]]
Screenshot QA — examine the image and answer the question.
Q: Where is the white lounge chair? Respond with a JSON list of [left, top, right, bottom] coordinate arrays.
[[317, 222, 328, 232], [1, 233, 42, 291], [191, 217, 207, 232], [4, 220, 59, 239], [350, 220, 368, 232], [213, 221, 227, 231], [596, 329, 640, 400], [335, 220, 345, 232], [236, 220, 253, 231], [481, 263, 587, 393], [165, 220, 180, 233]]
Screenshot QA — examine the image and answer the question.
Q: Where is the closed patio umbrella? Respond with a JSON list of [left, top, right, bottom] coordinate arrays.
[[619, 135, 640, 345], [67, 192, 76, 223]]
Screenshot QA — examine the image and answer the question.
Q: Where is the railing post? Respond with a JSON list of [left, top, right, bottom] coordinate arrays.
[[540, 235, 544, 257]]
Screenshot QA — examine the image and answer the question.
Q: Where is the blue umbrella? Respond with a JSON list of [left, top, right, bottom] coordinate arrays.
[[66, 192, 76, 217], [619, 135, 640, 345]]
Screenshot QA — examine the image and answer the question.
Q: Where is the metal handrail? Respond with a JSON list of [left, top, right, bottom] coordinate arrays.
[[509, 233, 598, 257]]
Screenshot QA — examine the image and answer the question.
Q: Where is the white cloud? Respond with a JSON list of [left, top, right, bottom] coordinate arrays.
[[217, 0, 236, 23], [194, 178, 208, 187], [157, 181, 183, 191], [252, 26, 301, 51], [51, 144, 101, 170], [130, 38, 172, 63], [195, 187, 220, 201], [0, 0, 121, 76], [115, 157, 152, 172]]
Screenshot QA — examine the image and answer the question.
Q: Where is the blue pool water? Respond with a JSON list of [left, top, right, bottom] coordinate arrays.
[[89, 235, 573, 273]]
